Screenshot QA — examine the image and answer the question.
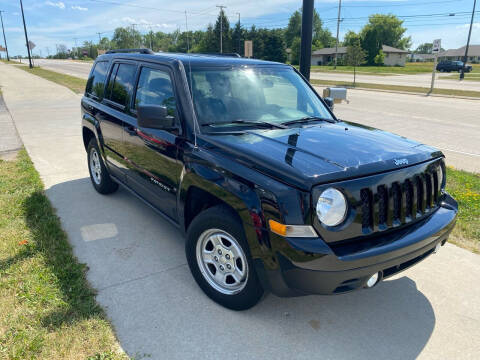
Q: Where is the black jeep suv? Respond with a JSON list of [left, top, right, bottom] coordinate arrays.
[[81, 49, 458, 310]]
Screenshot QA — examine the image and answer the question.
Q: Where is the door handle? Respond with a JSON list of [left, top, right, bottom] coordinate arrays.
[[125, 126, 137, 136]]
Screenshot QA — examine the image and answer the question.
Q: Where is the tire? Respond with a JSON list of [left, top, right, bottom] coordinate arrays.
[[87, 138, 119, 194], [186, 205, 264, 310]]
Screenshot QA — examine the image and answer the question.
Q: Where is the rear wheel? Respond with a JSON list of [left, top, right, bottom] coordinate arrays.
[[87, 138, 118, 194], [186, 205, 264, 310]]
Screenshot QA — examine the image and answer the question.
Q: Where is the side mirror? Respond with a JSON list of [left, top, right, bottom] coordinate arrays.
[[137, 105, 176, 130], [324, 97, 334, 111]]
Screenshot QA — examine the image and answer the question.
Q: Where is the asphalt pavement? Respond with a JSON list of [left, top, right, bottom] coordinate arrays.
[[1, 62, 479, 360]]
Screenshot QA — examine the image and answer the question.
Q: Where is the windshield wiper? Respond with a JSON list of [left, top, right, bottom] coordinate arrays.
[[202, 120, 288, 129], [282, 116, 334, 126]]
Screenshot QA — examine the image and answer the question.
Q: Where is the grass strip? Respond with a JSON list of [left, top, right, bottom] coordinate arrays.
[[0, 150, 128, 359], [308, 63, 480, 75], [14, 65, 87, 94], [311, 79, 480, 98], [445, 167, 480, 253]]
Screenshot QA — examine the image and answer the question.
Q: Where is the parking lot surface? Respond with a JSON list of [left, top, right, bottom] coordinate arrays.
[[1, 62, 479, 359]]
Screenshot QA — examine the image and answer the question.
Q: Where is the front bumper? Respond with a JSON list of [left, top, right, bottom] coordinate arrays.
[[259, 193, 457, 297]]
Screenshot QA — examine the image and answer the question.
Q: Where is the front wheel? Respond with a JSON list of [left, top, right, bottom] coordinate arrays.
[[186, 205, 264, 310]]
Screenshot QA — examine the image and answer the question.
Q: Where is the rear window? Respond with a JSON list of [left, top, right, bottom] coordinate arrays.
[[86, 61, 109, 99], [106, 63, 137, 107]]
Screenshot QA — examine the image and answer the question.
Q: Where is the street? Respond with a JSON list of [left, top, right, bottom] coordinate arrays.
[[311, 71, 480, 92], [1, 61, 480, 360], [32, 58, 480, 92]]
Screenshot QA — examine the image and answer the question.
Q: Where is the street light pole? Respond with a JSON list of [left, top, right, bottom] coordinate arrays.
[[460, 0, 476, 80], [216, 5, 226, 53], [300, 0, 314, 81], [0, 10, 10, 61], [19, 0, 33, 68]]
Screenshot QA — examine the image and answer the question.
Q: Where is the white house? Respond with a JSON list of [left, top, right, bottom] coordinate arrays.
[[311, 44, 409, 66]]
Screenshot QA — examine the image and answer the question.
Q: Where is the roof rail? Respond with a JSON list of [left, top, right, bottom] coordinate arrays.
[[194, 52, 242, 58], [105, 48, 154, 55]]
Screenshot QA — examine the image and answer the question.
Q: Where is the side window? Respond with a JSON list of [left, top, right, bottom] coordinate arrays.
[[135, 67, 176, 116], [107, 63, 137, 107], [86, 61, 109, 99]]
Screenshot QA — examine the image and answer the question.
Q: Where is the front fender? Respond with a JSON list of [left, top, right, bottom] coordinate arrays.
[[178, 146, 312, 293]]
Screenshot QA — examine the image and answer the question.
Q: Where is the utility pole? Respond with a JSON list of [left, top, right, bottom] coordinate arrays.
[[19, 0, 33, 68], [0, 10, 9, 61], [73, 37, 78, 58], [236, 12, 241, 54], [334, 0, 342, 69], [216, 5, 226, 53], [185, 10, 189, 52], [460, 0, 476, 80], [148, 25, 153, 51], [130, 23, 138, 48], [300, 0, 314, 81]]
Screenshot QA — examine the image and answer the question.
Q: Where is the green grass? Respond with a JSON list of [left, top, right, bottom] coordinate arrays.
[[0, 150, 128, 359], [311, 79, 480, 98], [309, 62, 480, 75], [14, 65, 87, 94], [445, 167, 480, 253], [0, 59, 21, 64]]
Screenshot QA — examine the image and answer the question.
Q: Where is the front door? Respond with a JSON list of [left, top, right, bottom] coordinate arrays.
[[122, 64, 183, 221], [98, 61, 138, 178]]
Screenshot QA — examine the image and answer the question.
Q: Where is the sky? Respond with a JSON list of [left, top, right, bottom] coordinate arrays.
[[0, 0, 478, 57]]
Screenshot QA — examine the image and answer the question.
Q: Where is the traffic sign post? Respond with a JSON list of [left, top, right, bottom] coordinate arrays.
[[429, 39, 441, 95]]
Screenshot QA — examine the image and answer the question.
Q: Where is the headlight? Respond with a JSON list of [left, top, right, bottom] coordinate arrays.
[[316, 188, 348, 227]]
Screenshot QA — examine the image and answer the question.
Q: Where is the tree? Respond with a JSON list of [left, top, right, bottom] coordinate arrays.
[[343, 30, 361, 47], [111, 27, 142, 49], [285, 9, 335, 50], [290, 37, 301, 65], [359, 14, 411, 65], [414, 43, 433, 54], [345, 42, 366, 86], [374, 49, 385, 65]]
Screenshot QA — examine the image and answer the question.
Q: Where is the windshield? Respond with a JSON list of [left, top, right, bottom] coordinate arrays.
[[187, 66, 334, 128]]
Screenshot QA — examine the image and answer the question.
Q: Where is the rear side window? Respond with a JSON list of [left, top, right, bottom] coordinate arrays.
[[86, 61, 109, 99], [107, 63, 137, 107]]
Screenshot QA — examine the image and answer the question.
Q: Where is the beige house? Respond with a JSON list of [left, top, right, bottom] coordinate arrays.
[[438, 45, 480, 63], [311, 44, 409, 66]]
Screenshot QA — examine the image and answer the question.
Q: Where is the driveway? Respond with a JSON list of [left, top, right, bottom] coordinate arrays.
[[1, 62, 479, 360]]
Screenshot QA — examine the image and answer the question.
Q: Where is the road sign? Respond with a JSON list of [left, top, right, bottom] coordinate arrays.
[[28, 40, 35, 50], [432, 39, 441, 53], [244, 40, 253, 58], [0, 45, 6, 52]]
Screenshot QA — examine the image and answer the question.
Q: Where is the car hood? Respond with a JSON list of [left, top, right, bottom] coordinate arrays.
[[201, 121, 443, 190]]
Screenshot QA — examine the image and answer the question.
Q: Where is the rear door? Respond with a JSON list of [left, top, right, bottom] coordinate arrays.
[[98, 60, 138, 179], [121, 63, 183, 221]]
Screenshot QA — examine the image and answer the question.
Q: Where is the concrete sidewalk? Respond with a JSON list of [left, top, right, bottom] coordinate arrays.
[[1, 62, 479, 360]]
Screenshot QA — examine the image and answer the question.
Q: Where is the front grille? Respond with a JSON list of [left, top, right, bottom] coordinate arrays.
[[360, 165, 442, 233]]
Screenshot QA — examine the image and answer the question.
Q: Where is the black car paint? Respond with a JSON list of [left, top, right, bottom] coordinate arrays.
[[81, 52, 458, 297]]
